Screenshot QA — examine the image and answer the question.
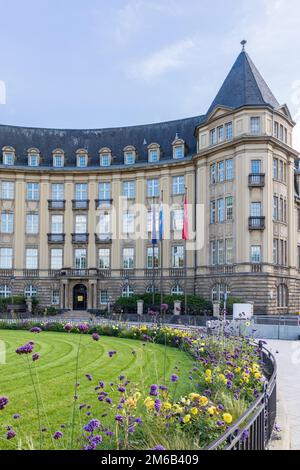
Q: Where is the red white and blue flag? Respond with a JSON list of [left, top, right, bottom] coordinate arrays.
[[182, 193, 189, 241]]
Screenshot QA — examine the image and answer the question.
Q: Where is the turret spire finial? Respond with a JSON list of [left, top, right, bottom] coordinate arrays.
[[241, 39, 247, 51]]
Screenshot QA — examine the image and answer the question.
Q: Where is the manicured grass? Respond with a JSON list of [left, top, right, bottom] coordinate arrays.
[[0, 330, 194, 450]]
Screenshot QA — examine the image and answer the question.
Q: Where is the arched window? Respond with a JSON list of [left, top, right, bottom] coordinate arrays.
[[99, 148, 112, 167], [211, 283, 229, 302], [172, 137, 185, 160], [76, 149, 88, 168], [24, 285, 37, 298], [124, 146, 136, 166], [122, 285, 134, 298], [277, 284, 288, 307], [0, 285, 12, 298], [147, 143, 160, 163], [52, 149, 65, 168], [27, 148, 40, 167], [146, 284, 159, 294], [171, 284, 184, 295], [2, 146, 15, 166]]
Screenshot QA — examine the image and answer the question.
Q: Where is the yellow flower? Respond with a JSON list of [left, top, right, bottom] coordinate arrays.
[[183, 414, 191, 424], [199, 396, 209, 407], [173, 404, 183, 414], [254, 372, 261, 380], [162, 402, 172, 411], [205, 369, 212, 376], [207, 406, 217, 416], [181, 398, 191, 406], [223, 413, 233, 424], [126, 397, 137, 408], [191, 407, 199, 415], [235, 367, 241, 373], [189, 393, 201, 401], [144, 397, 155, 410]]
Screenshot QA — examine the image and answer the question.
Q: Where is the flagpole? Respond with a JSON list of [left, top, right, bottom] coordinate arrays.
[[152, 197, 155, 307], [160, 190, 164, 316], [184, 188, 188, 316]]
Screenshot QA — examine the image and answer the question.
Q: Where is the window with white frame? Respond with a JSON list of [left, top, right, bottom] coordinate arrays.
[[123, 248, 134, 269], [100, 290, 109, 304], [172, 176, 185, 195], [26, 248, 38, 269], [210, 128, 217, 145], [225, 196, 233, 221], [26, 183, 40, 201], [217, 161, 224, 182], [123, 212, 135, 234], [225, 159, 233, 180], [75, 183, 88, 200], [174, 145, 184, 159], [225, 239, 233, 264], [2, 151, 15, 166], [28, 151, 40, 167], [172, 208, 184, 231], [147, 179, 159, 198], [51, 249, 63, 270], [146, 284, 159, 293], [53, 153, 64, 168], [123, 181, 135, 199], [147, 209, 159, 233], [172, 245, 184, 268], [217, 240, 224, 264], [251, 245, 261, 263], [24, 285, 37, 298], [1, 181, 14, 200], [217, 198, 225, 222], [0, 285, 12, 298], [98, 248, 110, 269], [210, 240, 217, 265], [98, 212, 111, 236], [75, 215, 87, 234], [76, 152, 88, 168], [251, 160, 261, 174], [217, 126, 224, 142], [0, 212, 14, 233], [211, 283, 229, 302], [210, 201, 216, 224], [225, 122, 233, 140], [250, 202, 262, 217], [75, 249, 87, 269], [51, 215, 63, 234], [171, 284, 184, 295], [51, 290, 60, 305], [122, 285, 134, 298], [250, 117, 261, 135], [100, 153, 111, 167], [147, 246, 159, 269], [210, 164, 216, 184], [148, 148, 159, 163], [26, 213, 39, 234], [52, 183, 64, 200], [124, 151, 135, 165], [99, 182, 111, 200], [0, 248, 13, 269]]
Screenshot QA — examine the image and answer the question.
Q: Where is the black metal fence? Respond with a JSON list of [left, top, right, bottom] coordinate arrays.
[[205, 344, 277, 450]]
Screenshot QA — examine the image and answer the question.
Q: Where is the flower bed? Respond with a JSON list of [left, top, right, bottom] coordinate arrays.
[[0, 321, 267, 450]]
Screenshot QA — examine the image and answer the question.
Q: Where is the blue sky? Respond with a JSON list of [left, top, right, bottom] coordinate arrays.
[[0, 0, 300, 148]]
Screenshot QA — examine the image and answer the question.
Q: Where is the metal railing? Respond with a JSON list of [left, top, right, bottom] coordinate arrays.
[[205, 344, 277, 450], [248, 173, 265, 187], [249, 216, 265, 230]]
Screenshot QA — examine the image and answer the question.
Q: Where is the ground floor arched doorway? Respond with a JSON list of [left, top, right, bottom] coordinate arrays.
[[73, 284, 87, 310]]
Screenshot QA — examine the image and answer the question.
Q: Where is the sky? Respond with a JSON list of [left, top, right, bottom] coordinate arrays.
[[0, 0, 300, 149]]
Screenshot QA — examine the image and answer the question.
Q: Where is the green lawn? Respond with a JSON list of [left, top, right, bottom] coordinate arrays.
[[0, 330, 194, 450]]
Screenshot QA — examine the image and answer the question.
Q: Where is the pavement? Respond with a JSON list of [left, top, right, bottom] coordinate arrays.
[[265, 339, 300, 450]]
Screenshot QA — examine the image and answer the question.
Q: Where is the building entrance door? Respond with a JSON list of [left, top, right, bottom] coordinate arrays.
[[73, 284, 87, 310]]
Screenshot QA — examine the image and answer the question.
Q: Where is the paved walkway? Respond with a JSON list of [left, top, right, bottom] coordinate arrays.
[[265, 339, 300, 450]]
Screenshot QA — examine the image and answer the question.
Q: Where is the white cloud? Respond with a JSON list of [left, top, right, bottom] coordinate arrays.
[[293, 123, 300, 152], [129, 37, 196, 81]]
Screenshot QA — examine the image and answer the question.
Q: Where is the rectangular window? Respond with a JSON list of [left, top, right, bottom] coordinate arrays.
[[147, 210, 159, 233], [278, 160, 283, 181], [172, 246, 184, 268], [210, 163, 216, 184], [26, 248, 38, 269], [123, 248, 135, 269], [26, 213, 39, 234], [1, 182, 14, 200], [123, 212, 135, 234], [28, 155, 39, 167], [3, 153, 14, 165], [147, 246, 159, 269], [251, 160, 261, 174], [75, 249, 87, 269], [210, 241, 217, 266], [225, 122, 233, 140], [217, 126, 224, 142], [279, 198, 284, 223], [99, 182, 111, 200], [51, 290, 60, 305], [250, 117, 261, 135], [0, 248, 13, 269], [274, 121, 279, 138], [147, 179, 159, 198], [51, 215, 63, 234], [217, 198, 225, 222], [225, 159, 233, 180], [210, 128, 217, 145], [100, 154, 110, 167], [100, 290, 109, 305], [273, 158, 278, 179], [174, 146, 184, 159], [123, 181, 135, 199], [51, 249, 63, 270], [280, 125, 284, 141], [98, 212, 111, 235], [0, 212, 14, 233], [251, 246, 261, 263], [98, 248, 110, 269], [75, 215, 87, 234], [225, 239, 233, 264], [172, 176, 185, 195], [172, 208, 184, 231], [75, 183, 88, 200], [284, 128, 288, 144], [26, 183, 40, 201], [149, 149, 159, 163], [251, 202, 262, 217], [52, 184, 64, 200], [77, 155, 87, 168], [298, 246, 300, 270], [225, 196, 233, 220], [210, 201, 216, 224], [273, 239, 278, 264], [53, 155, 63, 168], [217, 240, 224, 265], [124, 153, 135, 165], [273, 196, 278, 221], [279, 239, 284, 265], [217, 161, 224, 182]]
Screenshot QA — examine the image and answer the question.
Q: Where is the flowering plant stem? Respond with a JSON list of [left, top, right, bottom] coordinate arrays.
[[70, 333, 82, 449], [26, 355, 42, 450]]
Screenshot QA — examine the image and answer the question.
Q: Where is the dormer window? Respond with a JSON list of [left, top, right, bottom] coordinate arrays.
[[28, 148, 40, 167], [148, 144, 160, 163], [124, 146, 136, 165], [172, 138, 185, 160], [2, 147, 15, 166], [99, 148, 112, 167], [76, 150, 88, 168], [52, 149, 65, 168]]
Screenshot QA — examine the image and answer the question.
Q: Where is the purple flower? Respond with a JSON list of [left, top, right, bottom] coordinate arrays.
[[155, 399, 162, 412], [32, 353, 40, 362], [30, 327, 42, 334], [79, 403, 86, 410], [92, 333, 100, 342], [128, 426, 136, 433], [85, 374, 93, 382], [108, 351, 117, 358], [150, 384, 158, 397], [217, 421, 225, 427], [84, 435, 103, 451], [0, 396, 9, 410], [64, 323, 72, 332], [99, 381, 105, 388], [13, 414, 20, 420], [16, 342, 34, 355], [7, 430, 16, 440], [115, 415, 123, 423], [171, 374, 179, 383], [118, 387, 126, 393], [78, 323, 89, 333], [106, 398, 113, 405], [152, 445, 165, 451], [84, 419, 101, 433], [241, 430, 249, 441], [135, 418, 143, 424], [53, 431, 63, 440]]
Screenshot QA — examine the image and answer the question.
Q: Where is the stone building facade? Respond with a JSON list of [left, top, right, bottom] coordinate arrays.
[[0, 47, 299, 314]]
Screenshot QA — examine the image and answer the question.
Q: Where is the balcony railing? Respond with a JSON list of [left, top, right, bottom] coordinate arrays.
[[47, 234, 65, 244], [0, 269, 14, 277], [145, 268, 160, 277], [248, 173, 265, 187], [95, 234, 113, 244], [72, 233, 89, 244], [48, 200, 66, 210], [120, 269, 135, 277], [169, 268, 185, 277], [72, 200, 89, 210], [95, 199, 113, 209], [23, 269, 39, 278], [249, 216, 265, 230]]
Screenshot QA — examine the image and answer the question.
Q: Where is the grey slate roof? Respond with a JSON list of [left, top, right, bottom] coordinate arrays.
[[206, 51, 280, 116], [0, 115, 205, 167]]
